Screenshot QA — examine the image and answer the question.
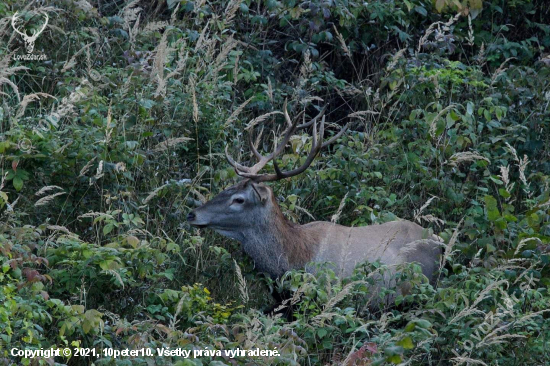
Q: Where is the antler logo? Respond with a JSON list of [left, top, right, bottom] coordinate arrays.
[[11, 11, 49, 54]]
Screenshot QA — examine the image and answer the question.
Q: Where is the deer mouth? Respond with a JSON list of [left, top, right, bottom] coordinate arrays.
[[190, 223, 208, 229]]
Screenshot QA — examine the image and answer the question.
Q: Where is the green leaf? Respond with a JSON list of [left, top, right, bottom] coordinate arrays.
[[387, 354, 403, 364], [484, 195, 500, 222], [414, 319, 432, 329], [397, 336, 414, 349], [13, 176, 23, 191], [467, 102, 474, 116], [499, 188, 511, 199], [103, 223, 115, 235], [404, 322, 416, 332]]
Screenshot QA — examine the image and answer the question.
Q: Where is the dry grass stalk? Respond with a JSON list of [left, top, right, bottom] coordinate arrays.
[[79, 156, 97, 177], [451, 357, 488, 366], [169, 293, 187, 330], [418, 214, 445, 226], [16, 92, 56, 119], [224, 0, 241, 24], [151, 32, 170, 81], [225, 96, 253, 126], [0, 172, 8, 191], [233, 260, 249, 304], [143, 21, 168, 34], [78, 211, 114, 220], [429, 104, 456, 138], [267, 78, 273, 102], [0, 52, 28, 101], [333, 25, 351, 58], [95, 160, 104, 179], [478, 334, 526, 347], [386, 49, 406, 71], [189, 76, 199, 123], [170, 3, 180, 24], [215, 37, 238, 65], [36, 185, 63, 196], [514, 237, 542, 256], [439, 218, 463, 272], [467, 14, 475, 46], [491, 57, 516, 84], [347, 110, 380, 122], [144, 183, 169, 204], [128, 14, 141, 51], [194, 21, 210, 53], [62, 43, 93, 73], [518, 154, 530, 193], [446, 151, 490, 166], [104, 269, 125, 290], [414, 195, 437, 222], [122, 0, 142, 30], [233, 53, 240, 85], [504, 142, 519, 162], [47, 225, 71, 234], [418, 13, 461, 53], [499, 165, 514, 198], [151, 137, 193, 152], [299, 49, 312, 80], [449, 280, 508, 325], [331, 192, 349, 224], [35, 192, 66, 207], [324, 280, 367, 312], [477, 42, 486, 66], [294, 205, 315, 220], [194, 0, 207, 12], [49, 79, 90, 124]]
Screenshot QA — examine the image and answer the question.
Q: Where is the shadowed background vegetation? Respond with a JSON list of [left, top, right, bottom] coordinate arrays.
[[1, 0, 549, 364]]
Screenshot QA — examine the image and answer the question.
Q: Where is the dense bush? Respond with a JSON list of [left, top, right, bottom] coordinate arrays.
[[1, 0, 549, 365]]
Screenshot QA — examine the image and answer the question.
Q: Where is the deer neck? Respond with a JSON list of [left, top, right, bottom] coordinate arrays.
[[239, 202, 320, 277]]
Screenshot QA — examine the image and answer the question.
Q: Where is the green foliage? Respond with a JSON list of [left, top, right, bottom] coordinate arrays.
[[1, 0, 550, 364]]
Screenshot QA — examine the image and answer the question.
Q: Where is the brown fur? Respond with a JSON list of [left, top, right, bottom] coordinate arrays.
[[188, 180, 442, 282]]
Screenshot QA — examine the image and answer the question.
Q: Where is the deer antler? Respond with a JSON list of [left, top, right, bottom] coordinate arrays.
[[225, 102, 348, 182], [11, 12, 28, 38], [30, 13, 48, 41]]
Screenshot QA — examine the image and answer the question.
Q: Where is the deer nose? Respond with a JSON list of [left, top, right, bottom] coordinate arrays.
[[187, 211, 196, 222]]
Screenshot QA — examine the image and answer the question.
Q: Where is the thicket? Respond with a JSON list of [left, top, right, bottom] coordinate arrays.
[[1, 0, 549, 365]]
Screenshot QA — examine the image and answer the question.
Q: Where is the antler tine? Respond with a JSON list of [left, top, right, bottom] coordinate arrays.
[[269, 115, 348, 182], [238, 111, 299, 177], [296, 105, 327, 130], [35, 13, 48, 36], [225, 145, 251, 174], [248, 126, 263, 161], [226, 104, 347, 182], [11, 12, 27, 37], [322, 122, 349, 148], [228, 104, 300, 178], [32, 14, 49, 37]]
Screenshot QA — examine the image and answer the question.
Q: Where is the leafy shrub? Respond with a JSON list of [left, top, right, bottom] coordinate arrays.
[[1, 0, 549, 365]]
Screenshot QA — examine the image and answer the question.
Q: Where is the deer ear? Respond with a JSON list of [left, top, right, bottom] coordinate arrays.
[[250, 182, 270, 204]]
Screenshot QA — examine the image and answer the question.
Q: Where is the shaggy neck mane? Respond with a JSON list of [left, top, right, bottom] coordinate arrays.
[[240, 192, 320, 277], [271, 200, 319, 266]]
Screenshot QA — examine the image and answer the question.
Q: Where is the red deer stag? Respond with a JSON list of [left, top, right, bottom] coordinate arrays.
[[187, 105, 441, 292]]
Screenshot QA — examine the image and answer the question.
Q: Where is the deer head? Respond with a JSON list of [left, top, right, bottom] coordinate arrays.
[[11, 11, 49, 54], [187, 103, 348, 235]]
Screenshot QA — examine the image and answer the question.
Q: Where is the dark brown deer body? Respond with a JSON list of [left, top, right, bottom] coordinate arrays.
[[187, 104, 441, 293]]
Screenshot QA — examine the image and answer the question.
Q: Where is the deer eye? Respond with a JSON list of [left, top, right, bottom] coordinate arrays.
[[233, 197, 245, 204]]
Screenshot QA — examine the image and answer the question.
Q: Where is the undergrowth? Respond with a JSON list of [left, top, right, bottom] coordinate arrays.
[[1, 0, 549, 365]]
